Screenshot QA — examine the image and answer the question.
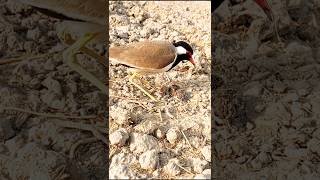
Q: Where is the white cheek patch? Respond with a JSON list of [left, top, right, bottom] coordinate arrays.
[[175, 46, 187, 55]]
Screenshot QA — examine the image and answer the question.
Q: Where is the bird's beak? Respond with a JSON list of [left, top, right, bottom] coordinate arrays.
[[254, 0, 273, 21], [189, 55, 195, 66]]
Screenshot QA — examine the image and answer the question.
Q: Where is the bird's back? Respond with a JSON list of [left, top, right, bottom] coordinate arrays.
[[109, 41, 177, 70], [16, 0, 106, 25]]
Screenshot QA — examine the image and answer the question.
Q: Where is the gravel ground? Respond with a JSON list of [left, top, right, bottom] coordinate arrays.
[[214, 0, 320, 179], [0, 0, 107, 179], [109, 1, 211, 179], [4, 0, 319, 179]]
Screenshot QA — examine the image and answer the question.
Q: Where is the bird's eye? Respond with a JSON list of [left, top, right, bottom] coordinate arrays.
[[182, 60, 188, 63]]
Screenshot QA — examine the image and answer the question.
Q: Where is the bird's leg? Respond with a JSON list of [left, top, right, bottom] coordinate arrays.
[[134, 73, 153, 89], [58, 30, 107, 67], [62, 32, 107, 94], [129, 72, 158, 101]]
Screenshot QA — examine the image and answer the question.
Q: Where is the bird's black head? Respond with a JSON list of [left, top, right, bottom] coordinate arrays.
[[173, 41, 193, 55], [172, 41, 195, 66]]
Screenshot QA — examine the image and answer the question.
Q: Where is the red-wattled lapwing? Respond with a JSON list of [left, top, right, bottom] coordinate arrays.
[[109, 40, 195, 101], [15, 0, 108, 94]]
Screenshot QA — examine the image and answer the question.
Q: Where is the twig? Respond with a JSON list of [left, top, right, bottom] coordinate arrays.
[[179, 128, 194, 149], [54, 119, 107, 144], [174, 162, 193, 174], [110, 95, 150, 109], [165, 107, 174, 119], [158, 109, 163, 122], [0, 52, 57, 65], [2, 107, 96, 119], [54, 120, 105, 133]]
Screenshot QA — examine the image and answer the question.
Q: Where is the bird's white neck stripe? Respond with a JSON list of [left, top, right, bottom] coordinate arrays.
[[176, 46, 187, 55]]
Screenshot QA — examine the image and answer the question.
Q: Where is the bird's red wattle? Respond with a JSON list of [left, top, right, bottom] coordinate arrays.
[[254, 0, 271, 11]]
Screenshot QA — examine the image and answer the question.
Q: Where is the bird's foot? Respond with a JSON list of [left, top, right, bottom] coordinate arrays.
[[63, 32, 108, 94], [58, 29, 107, 67], [129, 72, 159, 102]]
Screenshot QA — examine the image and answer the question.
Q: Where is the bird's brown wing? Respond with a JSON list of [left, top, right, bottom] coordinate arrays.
[[109, 41, 177, 70], [17, 0, 106, 25]]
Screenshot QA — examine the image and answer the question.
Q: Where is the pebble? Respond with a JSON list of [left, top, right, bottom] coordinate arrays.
[[155, 127, 166, 139], [166, 127, 180, 144], [139, 149, 159, 170], [200, 145, 211, 162], [41, 76, 62, 95], [133, 120, 158, 134], [26, 28, 41, 41], [192, 158, 208, 173], [110, 107, 131, 125], [243, 82, 262, 97], [163, 158, 181, 176], [194, 169, 211, 179], [129, 133, 159, 154], [307, 138, 320, 155], [110, 128, 129, 146]]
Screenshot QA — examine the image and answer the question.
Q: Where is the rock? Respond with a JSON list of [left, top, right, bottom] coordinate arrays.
[[194, 174, 209, 179], [155, 127, 166, 139], [6, 143, 66, 179], [40, 90, 65, 109], [26, 28, 41, 41], [6, 33, 19, 49], [307, 138, 320, 155], [284, 145, 308, 159], [41, 77, 62, 95], [109, 164, 138, 179], [134, 120, 158, 134], [251, 72, 270, 81], [129, 133, 159, 154], [110, 128, 129, 146], [200, 145, 211, 162], [192, 158, 208, 173], [286, 42, 312, 57], [273, 82, 287, 93], [43, 59, 56, 71], [139, 150, 159, 170], [110, 107, 131, 125], [243, 82, 262, 97], [0, 117, 15, 142], [166, 127, 180, 144], [194, 169, 211, 179], [281, 93, 299, 102], [164, 158, 181, 176], [251, 152, 272, 169]]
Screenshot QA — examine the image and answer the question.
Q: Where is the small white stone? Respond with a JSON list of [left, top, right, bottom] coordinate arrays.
[[193, 174, 209, 179], [155, 128, 165, 139], [26, 28, 41, 40], [110, 128, 129, 146], [202, 169, 211, 176], [139, 150, 159, 170], [164, 158, 181, 176], [134, 120, 158, 134], [166, 127, 180, 144], [41, 76, 62, 95], [129, 133, 159, 154], [200, 145, 211, 162], [110, 107, 130, 125], [192, 158, 208, 173]]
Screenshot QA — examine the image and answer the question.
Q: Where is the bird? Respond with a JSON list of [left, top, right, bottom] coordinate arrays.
[[213, 0, 273, 21], [15, 0, 108, 94], [109, 40, 195, 101]]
